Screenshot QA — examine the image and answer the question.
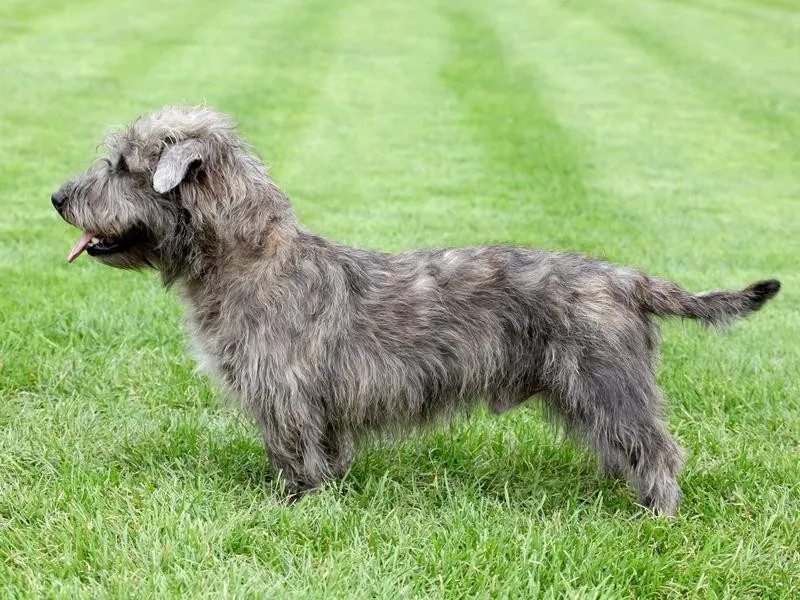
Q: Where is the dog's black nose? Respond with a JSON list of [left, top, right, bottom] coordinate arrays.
[[51, 189, 68, 211]]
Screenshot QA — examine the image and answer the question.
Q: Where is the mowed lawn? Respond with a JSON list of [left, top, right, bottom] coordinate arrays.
[[1, 0, 799, 597]]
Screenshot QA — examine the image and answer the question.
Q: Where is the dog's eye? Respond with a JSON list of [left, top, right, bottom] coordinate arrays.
[[116, 156, 128, 172]]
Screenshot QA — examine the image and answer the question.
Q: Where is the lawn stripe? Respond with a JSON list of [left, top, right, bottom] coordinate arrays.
[[661, 0, 800, 32], [481, 0, 798, 278], [439, 6, 586, 215], [740, 0, 800, 11], [0, 1, 227, 190], [0, 0, 101, 44], [1, 0, 342, 220], [571, 0, 800, 158], [0, 0, 216, 106], [207, 0, 354, 174], [271, 0, 500, 249], [438, 4, 623, 252]]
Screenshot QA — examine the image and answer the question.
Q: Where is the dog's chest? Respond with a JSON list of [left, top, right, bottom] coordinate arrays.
[[182, 297, 286, 396]]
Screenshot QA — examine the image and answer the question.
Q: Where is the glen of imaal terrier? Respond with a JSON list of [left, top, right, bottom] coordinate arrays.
[[52, 106, 780, 515]]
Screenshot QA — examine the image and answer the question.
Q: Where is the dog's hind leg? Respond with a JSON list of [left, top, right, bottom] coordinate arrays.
[[547, 353, 686, 516]]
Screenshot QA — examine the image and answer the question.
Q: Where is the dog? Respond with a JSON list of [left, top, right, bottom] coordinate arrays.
[[52, 106, 780, 515]]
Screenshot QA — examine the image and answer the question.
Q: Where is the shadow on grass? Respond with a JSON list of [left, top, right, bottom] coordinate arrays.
[[108, 412, 637, 517], [343, 440, 634, 516]]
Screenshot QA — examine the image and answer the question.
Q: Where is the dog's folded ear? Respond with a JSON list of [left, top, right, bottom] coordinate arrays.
[[153, 139, 204, 194]]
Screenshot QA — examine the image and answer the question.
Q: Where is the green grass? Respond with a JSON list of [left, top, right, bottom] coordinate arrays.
[[1, 0, 798, 596]]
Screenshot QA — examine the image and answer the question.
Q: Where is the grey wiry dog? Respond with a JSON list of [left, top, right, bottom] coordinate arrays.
[[52, 106, 780, 515]]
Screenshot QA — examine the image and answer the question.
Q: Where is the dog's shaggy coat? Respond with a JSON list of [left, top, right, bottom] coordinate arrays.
[[52, 106, 780, 515]]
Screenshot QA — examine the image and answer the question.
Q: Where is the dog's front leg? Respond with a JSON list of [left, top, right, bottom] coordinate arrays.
[[323, 423, 355, 478], [254, 401, 332, 500]]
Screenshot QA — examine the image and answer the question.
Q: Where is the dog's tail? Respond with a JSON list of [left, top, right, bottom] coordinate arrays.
[[641, 277, 780, 326]]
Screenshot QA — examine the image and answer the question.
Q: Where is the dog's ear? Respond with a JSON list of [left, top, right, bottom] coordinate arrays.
[[153, 140, 204, 194]]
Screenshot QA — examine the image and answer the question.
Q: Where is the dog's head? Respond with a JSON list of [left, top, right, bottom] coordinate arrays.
[[52, 106, 292, 275]]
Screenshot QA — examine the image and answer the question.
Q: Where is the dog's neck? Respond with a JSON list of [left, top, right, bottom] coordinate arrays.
[[161, 201, 299, 290]]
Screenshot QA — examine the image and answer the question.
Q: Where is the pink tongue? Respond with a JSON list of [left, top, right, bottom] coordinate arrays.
[[67, 231, 94, 263]]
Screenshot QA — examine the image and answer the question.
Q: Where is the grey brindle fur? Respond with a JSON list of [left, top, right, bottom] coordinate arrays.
[[52, 106, 781, 516]]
